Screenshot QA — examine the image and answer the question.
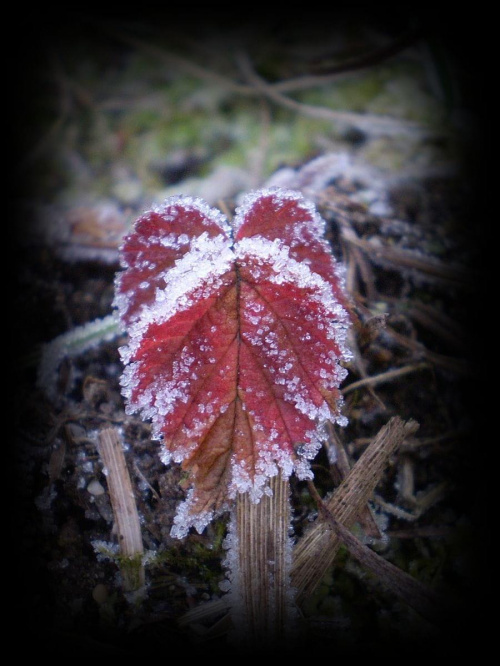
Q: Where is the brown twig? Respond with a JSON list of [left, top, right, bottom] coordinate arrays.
[[342, 361, 430, 395], [116, 30, 422, 143], [236, 51, 429, 137], [396, 299, 469, 352], [344, 333, 387, 409], [383, 323, 470, 375], [353, 298, 469, 376], [105, 24, 420, 98], [344, 233, 474, 286], [306, 479, 455, 627], [97, 427, 145, 592], [325, 423, 382, 539], [306, 28, 422, 77], [291, 416, 419, 603]]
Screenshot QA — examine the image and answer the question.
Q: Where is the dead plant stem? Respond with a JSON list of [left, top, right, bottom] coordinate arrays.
[[291, 416, 418, 603], [98, 427, 145, 591], [306, 479, 455, 627], [231, 472, 294, 645]]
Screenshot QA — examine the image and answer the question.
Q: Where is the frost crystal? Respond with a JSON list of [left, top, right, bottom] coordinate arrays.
[[37, 313, 121, 399], [115, 188, 352, 538]]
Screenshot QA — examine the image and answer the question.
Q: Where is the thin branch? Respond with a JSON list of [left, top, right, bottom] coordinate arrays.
[[306, 28, 422, 76], [236, 51, 431, 137], [269, 29, 421, 93], [107, 30, 252, 94], [344, 233, 475, 286], [398, 299, 469, 352], [95, 28, 436, 141], [383, 324, 470, 376], [342, 362, 430, 395], [106, 25, 420, 97], [344, 334, 387, 409], [103, 32, 435, 138], [306, 480, 456, 627], [325, 423, 382, 539], [292, 416, 419, 603], [354, 298, 470, 376], [97, 427, 145, 591]]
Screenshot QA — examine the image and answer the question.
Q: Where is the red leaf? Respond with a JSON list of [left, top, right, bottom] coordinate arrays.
[[115, 196, 231, 326], [115, 188, 352, 537]]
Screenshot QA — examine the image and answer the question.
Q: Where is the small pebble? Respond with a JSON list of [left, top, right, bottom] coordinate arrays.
[[87, 478, 106, 496], [92, 583, 109, 605]]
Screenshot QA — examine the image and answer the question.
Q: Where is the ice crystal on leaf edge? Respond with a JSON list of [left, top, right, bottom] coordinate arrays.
[[114, 187, 352, 539]]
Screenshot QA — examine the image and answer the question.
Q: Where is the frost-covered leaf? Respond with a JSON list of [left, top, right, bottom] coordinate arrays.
[[115, 188, 352, 538]]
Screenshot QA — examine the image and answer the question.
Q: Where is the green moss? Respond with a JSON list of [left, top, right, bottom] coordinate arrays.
[[32, 29, 453, 218], [119, 552, 145, 591], [300, 70, 386, 112], [146, 518, 227, 595]]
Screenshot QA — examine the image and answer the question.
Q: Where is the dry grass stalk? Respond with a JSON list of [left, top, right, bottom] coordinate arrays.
[[236, 51, 425, 137], [325, 422, 382, 539], [306, 480, 453, 627], [229, 472, 294, 645], [98, 427, 145, 592], [342, 362, 430, 395], [344, 234, 473, 286], [291, 416, 419, 604]]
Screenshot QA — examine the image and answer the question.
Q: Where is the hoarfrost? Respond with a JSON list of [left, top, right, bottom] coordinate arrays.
[[170, 489, 215, 539], [233, 186, 326, 242], [118, 233, 234, 365], [116, 187, 352, 539], [221, 496, 299, 643], [91, 540, 120, 561], [37, 313, 122, 400], [151, 194, 231, 235], [236, 235, 352, 369]]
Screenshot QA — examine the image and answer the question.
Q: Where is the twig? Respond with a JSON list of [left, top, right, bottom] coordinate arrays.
[[306, 480, 455, 627], [344, 334, 387, 410], [354, 298, 470, 377], [133, 460, 161, 502], [303, 28, 421, 78], [325, 423, 382, 539], [236, 51, 430, 137], [97, 427, 145, 592], [99, 28, 436, 140], [107, 30, 251, 94], [397, 299, 469, 352], [342, 362, 430, 395], [344, 233, 474, 286], [382, 324, 470, 376], [291, 416, 419, 603], [373, 479, 449, 522], [106, 25, 419, 97], [105, 36, 430, 138]]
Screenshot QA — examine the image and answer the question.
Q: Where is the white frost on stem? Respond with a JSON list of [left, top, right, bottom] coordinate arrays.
[[37, 313, 122, 400], [222, 473, 299, 647]]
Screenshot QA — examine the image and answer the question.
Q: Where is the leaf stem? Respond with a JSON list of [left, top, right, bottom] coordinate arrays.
[[227, 472, 296, 647]]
